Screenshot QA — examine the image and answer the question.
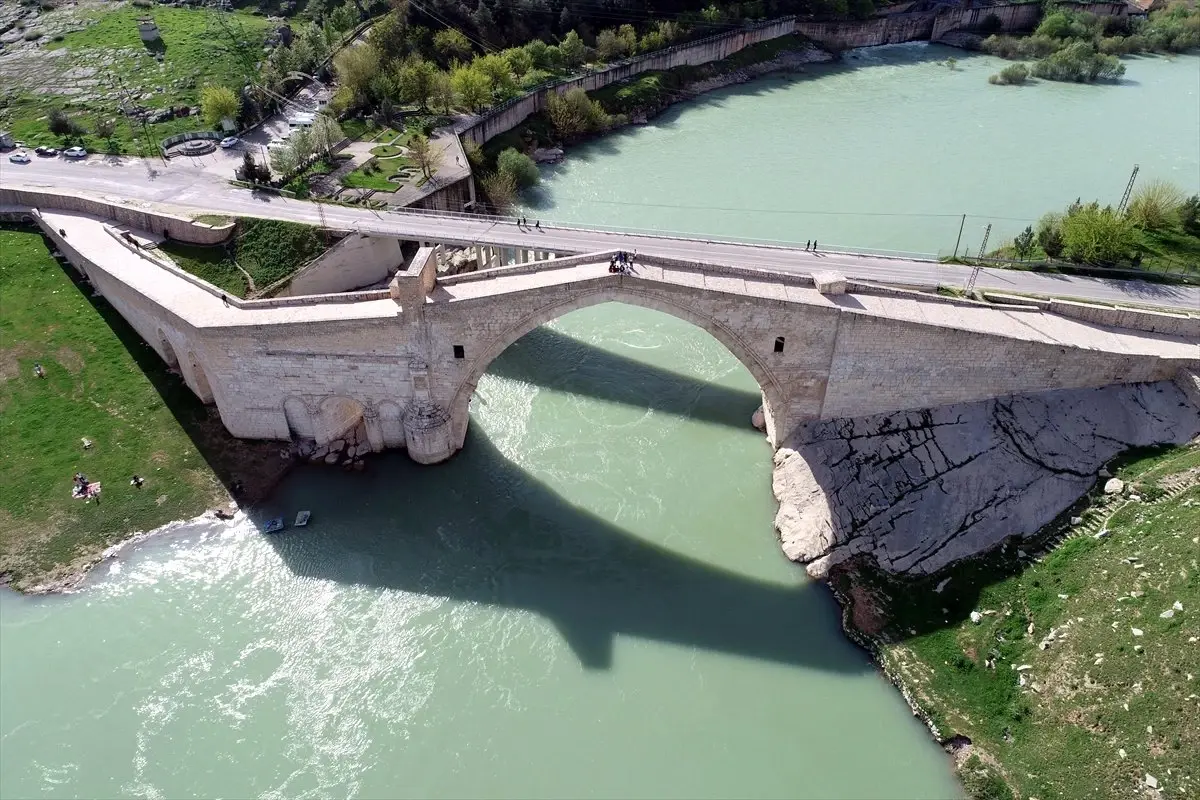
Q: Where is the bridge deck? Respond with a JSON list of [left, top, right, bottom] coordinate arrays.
[[435, 260, 1198, 361]]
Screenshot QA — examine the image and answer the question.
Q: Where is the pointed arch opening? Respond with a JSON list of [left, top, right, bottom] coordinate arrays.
[[187, 352, 214, 404], [157, 329, 179, 370], [448, 289, 787, 450]]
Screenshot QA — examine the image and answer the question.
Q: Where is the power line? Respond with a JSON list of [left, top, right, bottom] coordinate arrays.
[[566, 197, 1035, 221], [409, 0, 498, 53]]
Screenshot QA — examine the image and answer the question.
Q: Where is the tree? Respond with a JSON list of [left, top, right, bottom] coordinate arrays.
[[408, 133, 436, 178], [334, 44, 382, 104], [95, 118, 116, 140], [503, 46, 532, 77], [546, 87, 610, 140], [638, 31, 665, 53], [300, 23, 330, 68], [48, 108, 73, 136], [372, 9, 410, 65], [328, 1, 360, 36], [433, 29, 473, 66], [289, 127, 316, 167], [431, 71, 455, 113], [1179, 195, 1200, 236], [559, 30, 587, 68], [596, 28, 633, 61], [1036, 212, 1065, 258], [1012, 225, 1035, 259], [480, 169, 517, 213], [848, 0, 875, 20], [474, 53, 517, 99], [201, 85, 241, 128], [311, 115, 344, 156], [450, 64, 491, 111], [496, 147, 539, 189], [239, 152, 271, 184], [270, 144, 300, 177], [397, 57, 437, 108]]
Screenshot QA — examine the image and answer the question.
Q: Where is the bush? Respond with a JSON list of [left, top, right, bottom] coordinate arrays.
[[988, 62, 1029, 85], [23, 28, 43, 41], [1031, 41, 1125, 82], [496, 148, 540, 189], [1061, 202, 1136, 265], [95, 118, 116, 139], [1126, 179, 1185, 231], [1013, 225, 1035, 258]]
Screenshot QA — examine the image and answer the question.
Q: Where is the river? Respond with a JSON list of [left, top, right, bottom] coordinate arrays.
[[4, 43, 1199, 800], [525, 44, 1200, 257]]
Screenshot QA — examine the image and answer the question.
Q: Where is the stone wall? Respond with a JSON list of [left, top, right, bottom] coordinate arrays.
[[1, 187, 232, 244], [796, 1, 1126, 50], [274, 233, 403, 297], [457, 17, 797, 146]]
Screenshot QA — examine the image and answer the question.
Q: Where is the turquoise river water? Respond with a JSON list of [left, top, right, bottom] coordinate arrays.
[[3, 43, 1199, 800]]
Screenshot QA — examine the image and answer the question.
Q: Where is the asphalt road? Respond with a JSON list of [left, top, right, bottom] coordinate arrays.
[[3, 154, 1199, 313]]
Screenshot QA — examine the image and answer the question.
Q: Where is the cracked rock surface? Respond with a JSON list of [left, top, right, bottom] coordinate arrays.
[[773, 381, 1200, 579]]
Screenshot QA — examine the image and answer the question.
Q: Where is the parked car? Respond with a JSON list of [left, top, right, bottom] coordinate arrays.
[[219, 136, 240, 149], [8, 151, 31, 164], [35, 146, 59, 157], [63, 146, 87, 159]]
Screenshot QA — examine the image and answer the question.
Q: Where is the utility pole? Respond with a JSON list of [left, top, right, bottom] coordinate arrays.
[[977, 223, 992, 261], [952, 214, 966, 260], [1118, 164, 1139, 213]]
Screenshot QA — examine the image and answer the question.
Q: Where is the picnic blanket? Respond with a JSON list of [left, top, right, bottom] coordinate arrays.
[[71, 482, 102, 500]]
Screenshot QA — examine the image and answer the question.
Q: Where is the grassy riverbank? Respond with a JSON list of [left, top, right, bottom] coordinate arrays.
[[0, 226, 287, 592], [833, 444, 1200, 799]]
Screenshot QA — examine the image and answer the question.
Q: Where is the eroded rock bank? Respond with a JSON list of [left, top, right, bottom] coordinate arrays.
[[773, 379, 1200, 579]]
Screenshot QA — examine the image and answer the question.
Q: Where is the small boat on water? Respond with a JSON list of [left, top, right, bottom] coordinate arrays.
[[294, 510, 311, 527], [263, 517, 285, 534]]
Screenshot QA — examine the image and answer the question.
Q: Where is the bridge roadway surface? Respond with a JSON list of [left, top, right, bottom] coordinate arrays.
[[4, 155, 1199, 313]]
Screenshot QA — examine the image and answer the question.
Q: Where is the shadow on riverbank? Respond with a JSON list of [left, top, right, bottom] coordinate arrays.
[[489, 325, 762, 430], [264, 430, 867, 675]]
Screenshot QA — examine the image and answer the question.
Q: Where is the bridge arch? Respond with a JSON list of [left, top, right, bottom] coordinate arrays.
[[447, 287, 788, 449]]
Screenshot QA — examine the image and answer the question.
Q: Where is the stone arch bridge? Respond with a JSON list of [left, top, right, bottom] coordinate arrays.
[[29, 209, 1200, 465]]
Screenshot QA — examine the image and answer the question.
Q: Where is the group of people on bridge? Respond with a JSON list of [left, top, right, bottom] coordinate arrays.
[[608, 251, 636, 274]]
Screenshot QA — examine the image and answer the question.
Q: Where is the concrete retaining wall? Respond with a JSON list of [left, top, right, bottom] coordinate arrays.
[[0, 187, 233, 244], [457, 17, 797, 146], [275, 233, 404, 297]]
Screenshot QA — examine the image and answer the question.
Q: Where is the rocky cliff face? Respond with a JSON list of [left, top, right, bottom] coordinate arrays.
[[773, 381, 1200, 579]]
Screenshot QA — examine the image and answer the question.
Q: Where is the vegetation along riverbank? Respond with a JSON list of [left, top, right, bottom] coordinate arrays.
[[827, 443, 1200, 800], [0, 225, 293, 593], [989, 178, 1200, 275], [981, 4, 1200, 85]]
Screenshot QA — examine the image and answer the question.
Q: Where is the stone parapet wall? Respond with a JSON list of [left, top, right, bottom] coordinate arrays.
[[1, 188, 232, 244], [984, 292, 1200, 338]]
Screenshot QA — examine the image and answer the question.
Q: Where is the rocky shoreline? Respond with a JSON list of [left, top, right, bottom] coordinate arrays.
[[771, 380, 1200, 581]]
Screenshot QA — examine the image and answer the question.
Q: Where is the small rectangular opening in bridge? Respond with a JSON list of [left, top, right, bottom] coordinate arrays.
[[453, 345, 465, 359], [774, 337, 785, 353]]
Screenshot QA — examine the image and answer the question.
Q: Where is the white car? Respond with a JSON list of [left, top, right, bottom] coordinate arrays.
[[219, 136, 240, 149], [8, 151, 31, 164], [63, 146, 87, 159]]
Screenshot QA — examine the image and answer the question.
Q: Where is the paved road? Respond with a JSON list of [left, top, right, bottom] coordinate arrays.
[[4, 155, 1199, 312]]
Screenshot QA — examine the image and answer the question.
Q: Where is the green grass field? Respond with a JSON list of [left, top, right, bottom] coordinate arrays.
[[0, 225, 298, 591], [341, 162, 401, 191], [3, 8, 270, 155], [852, 445, 1200, 799], [0, 226, 222, 590]]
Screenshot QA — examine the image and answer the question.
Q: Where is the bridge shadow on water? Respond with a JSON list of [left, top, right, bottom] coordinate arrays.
[[264, 428, 866, 676], [486, 326, 763, 430]]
